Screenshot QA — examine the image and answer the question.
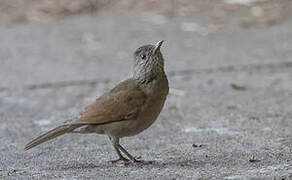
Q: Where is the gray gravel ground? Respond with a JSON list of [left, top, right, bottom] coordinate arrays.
[[1, 8, 292, 180]]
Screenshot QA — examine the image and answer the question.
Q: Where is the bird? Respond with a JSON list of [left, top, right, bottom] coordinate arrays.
[[25, 40, 169, 163]]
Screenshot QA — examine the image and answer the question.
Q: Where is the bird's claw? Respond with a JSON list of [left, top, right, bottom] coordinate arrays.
[[109, 157, 130, 164]]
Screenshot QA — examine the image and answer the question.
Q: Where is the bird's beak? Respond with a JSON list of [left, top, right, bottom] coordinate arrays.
[[153, 40, 164, 55]]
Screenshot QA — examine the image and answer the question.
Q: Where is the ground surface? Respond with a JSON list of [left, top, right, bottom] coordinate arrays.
[[1, 0, 292, 179]]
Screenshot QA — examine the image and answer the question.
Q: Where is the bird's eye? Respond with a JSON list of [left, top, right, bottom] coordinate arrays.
[[140, 54, 146, 60]]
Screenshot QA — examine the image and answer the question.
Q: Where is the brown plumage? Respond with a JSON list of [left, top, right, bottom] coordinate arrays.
[[25, 40, 169, 163], [25, 124, 81, 151], [78, 79, 147, 124]]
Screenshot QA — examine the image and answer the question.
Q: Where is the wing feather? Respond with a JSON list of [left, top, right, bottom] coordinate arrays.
[[77, 79, 147, 124]]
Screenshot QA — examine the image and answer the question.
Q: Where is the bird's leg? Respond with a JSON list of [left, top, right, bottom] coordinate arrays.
[[116, 143, 141, 163], [108, 136, 129, 163], [110, 145, 130, 163]]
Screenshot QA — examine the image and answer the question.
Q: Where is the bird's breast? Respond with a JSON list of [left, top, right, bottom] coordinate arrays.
[[102, 76, 169, 138]]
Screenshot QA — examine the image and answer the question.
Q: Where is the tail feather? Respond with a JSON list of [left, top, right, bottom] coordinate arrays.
[[24, 124, 82, 151]]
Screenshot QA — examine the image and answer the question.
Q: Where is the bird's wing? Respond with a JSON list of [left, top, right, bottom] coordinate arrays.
[[76, 79, 147, 124]]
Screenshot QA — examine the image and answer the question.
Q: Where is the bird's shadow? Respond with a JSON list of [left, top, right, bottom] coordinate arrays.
[[130, 158, 204, 168], [47, 162, 104, 171], [49, 156, 204, 170]]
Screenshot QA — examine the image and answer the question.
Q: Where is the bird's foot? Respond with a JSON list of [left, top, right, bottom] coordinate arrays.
[[135, 160, 155, 164], [132, 156, 154, 164], [133, 155, 142, 162], [109, 157, 130, 164]]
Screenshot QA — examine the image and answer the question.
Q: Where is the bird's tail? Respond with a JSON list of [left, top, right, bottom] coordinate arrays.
[[24, 124, 82, 151]]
